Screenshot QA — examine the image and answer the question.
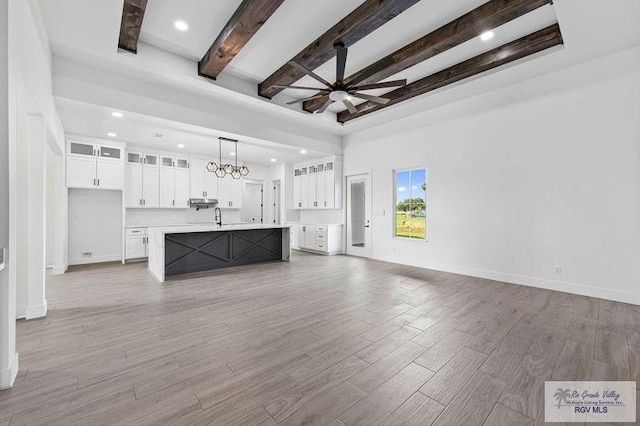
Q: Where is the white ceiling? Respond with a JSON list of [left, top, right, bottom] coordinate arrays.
[[38, 0, 640, 134], [55, 98, 326, 165]]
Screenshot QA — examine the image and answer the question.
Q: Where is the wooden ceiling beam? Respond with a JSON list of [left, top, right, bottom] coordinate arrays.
[[118, 0, 148, 54], [199, 0, 286, 80], [337, 24, 563, 122], [258, 0, 422, 99], [304, 0, 552, 113]]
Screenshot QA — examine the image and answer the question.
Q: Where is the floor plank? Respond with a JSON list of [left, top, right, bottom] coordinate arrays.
[[433, 371, 506, 426], [349, 341, 426, 394], [340, 363, 434, 426], [498, 354, 554, 419], [381, 392, 445, 426], [419, 347, 487, 405], [484, 403, 534, 426]]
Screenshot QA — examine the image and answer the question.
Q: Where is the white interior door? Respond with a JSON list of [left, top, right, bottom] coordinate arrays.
[[346, 174, 372, 258]]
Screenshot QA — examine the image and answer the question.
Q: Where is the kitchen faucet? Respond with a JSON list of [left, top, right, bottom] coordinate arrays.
[[214, 207, 222, 227]]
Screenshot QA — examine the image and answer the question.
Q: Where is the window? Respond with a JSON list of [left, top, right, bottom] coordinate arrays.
[[395, 168, 427, 240]]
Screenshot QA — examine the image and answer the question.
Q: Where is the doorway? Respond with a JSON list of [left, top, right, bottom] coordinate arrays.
[[272, 180, 281, 225], [346, 174, 372, 258], [242, 181, 263, 224]]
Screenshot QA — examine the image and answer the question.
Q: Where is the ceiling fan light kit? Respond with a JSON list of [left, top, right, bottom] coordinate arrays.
[[278, 43, 407, 114]]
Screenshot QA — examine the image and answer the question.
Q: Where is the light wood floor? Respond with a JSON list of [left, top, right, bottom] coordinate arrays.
[[1, 252, 639, 425]]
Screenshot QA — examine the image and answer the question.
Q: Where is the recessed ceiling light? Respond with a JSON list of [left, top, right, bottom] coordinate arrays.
[[177, 144, 185, 148], [174, 20, 189, 31], [300, 150, 307, 154], [270, 158, 277, 162], [480, 31, 494, 41], [230, 152, 236, 156], [111, 112, 124, 118], [107, 132, 117, 137]]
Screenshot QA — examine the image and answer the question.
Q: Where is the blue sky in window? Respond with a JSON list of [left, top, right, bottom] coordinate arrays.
[[397, 168, 426, 203]]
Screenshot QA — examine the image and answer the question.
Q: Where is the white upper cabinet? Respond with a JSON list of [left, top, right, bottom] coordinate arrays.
[[124, 151, 160, 208], [159, 168, 175, 208], [190, 157, 217, 199], [292, 156, 342, 210], [67, 140, 124, 190], [218, 176, 243, 209], [174, 168, 190, 208]]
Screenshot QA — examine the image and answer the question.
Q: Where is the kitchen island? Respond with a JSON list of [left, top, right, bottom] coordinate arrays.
[[147, 224, 291, 282]]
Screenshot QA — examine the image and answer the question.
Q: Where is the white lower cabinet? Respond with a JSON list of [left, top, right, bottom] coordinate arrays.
[[125, 228, 148, 260], [290, 223, 343, 254]]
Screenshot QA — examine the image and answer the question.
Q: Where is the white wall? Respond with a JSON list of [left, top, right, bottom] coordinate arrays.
[[343, 46, 640, 305], [68, 189, 122, 265]]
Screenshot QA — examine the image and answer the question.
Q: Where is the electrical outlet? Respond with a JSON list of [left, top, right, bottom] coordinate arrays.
[[555, 266, 562, 275]]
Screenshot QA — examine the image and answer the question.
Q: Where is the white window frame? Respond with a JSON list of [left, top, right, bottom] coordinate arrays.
[[393, 167, 428, 241]]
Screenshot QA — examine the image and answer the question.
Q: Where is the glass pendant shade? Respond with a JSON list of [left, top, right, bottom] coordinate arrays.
[[231, 169, 241, 179], [215, 168, 226, 178], [223, 163, 234, 173], [206, 161, 218, 173], [239, 166, 249, 176]]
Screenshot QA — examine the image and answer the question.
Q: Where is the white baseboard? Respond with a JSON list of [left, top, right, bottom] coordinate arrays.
[[51, 265, 66, 275], [26, 301, 47, 319], [68, 255, 121, 266], [16, 304, 26, 320], [379, 257, 640, 306], [0, 353, 19, 390]]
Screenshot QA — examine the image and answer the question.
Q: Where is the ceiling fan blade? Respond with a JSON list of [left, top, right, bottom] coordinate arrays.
[[315, 98, 334, 114], [288, 60, 333, 88], [273, 85, 331, 91], [350, 79, 407, 91], [352, 92, 390, 105], [335, 44, 347, 83], [287, 94, 328, 105], [342, 98, 358, 114]]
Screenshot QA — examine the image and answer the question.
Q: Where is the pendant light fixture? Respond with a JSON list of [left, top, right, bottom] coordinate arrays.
[[207, 137, 248, 179], [216, 137, 226, 178], [231, 140, 241, 179], [223, 138, 235, 174]]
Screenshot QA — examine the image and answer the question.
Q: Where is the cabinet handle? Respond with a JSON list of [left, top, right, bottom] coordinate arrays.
[[93, 178, 96, 186], [172, 200, 175, 206], [97, 179, 100, 186]]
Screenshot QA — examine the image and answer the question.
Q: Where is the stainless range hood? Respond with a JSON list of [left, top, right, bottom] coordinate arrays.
[[189, 198, 219, 211]]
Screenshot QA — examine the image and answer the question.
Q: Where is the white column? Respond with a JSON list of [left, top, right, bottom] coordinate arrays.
[[0, 0, 18, 390], [25, 115, 47, 319]]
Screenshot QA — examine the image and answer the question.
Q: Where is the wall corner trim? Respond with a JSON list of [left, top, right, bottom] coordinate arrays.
[[26, 301, 47, 319], [0, 353, 19, 390]]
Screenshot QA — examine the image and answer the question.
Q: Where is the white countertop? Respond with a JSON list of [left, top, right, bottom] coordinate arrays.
[[147, 223, 291, 234], [126, 222, 249, 229]]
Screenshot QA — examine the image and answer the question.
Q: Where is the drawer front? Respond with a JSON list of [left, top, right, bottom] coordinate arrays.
[[315, 232, 326, 242], [126, 227, 147, 236], [314, 242, 327, 252]]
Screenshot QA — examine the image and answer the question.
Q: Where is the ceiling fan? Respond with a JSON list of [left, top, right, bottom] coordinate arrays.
[[275, 43, 407, 114]]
